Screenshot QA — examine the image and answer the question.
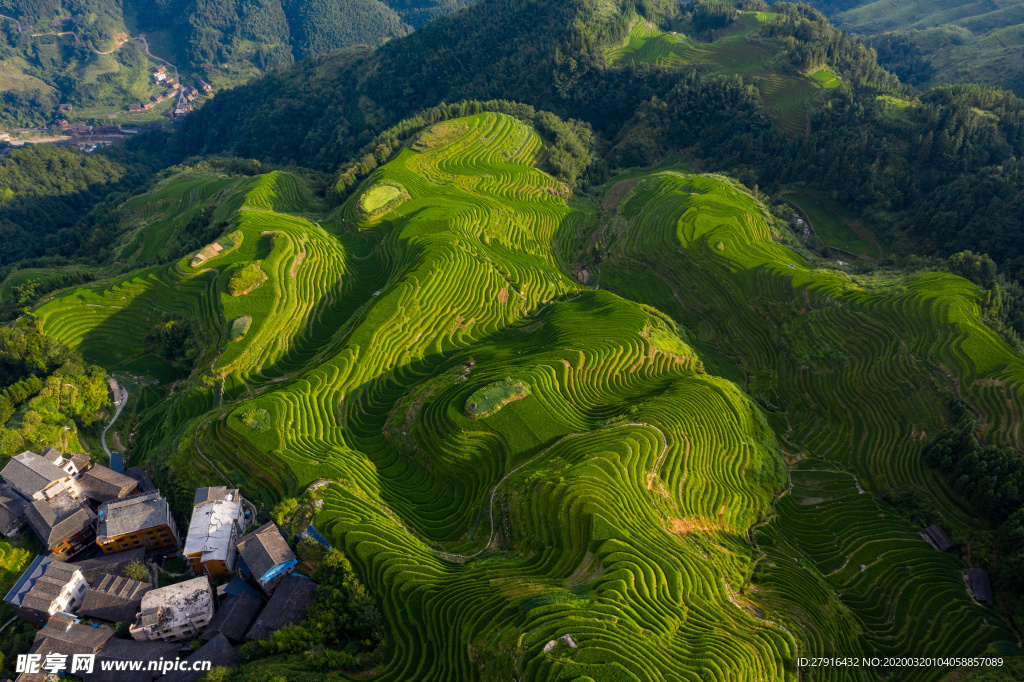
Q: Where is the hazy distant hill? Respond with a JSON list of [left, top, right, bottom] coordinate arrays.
[[806, 0, 1024, 92]]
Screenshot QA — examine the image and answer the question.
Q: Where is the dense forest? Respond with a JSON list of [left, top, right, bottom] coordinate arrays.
[[0, 317, 109, 456]]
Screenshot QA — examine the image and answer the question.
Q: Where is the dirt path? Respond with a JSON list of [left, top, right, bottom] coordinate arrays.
[[2, 16, 178, 77], [0, 13, 23, 31], [102, 380, 127, 459]]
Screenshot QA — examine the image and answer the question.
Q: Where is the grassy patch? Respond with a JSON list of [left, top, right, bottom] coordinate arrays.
[[228, 261, 267, 296], [465, 378, 531, 419], [413, 120, 470, 151], [808, 67, 840, 89], [358, 181, 409, 220]]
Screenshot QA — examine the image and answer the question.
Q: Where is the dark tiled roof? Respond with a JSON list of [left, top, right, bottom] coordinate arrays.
[[193, 487, 238, 506], [2, 451, 70, 497], [245, 575, 316, 641], [40, 448, 63, 464], [125, 467, 156, 493], [72, 548, 146, 584], [925, 524, 953, 552], [20, 561, 80, 613], [162, 634, 239, 682], [969, 568, 992, 602], [70, 452, 90, 474], [25, 494, 96, 548], [77, 574, 152, 623], [0, 484, 27, 534], [82, 638, 180, 682], [98, 492, 172, 539], [236, 522, 294, 583], [79, 466, 139, 503], [202, 586, 263, 643], [32, 619, 114, 655]]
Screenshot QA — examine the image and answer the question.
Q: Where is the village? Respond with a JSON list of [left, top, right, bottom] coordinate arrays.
[[0, 439, 317, 682], [0, 66, 212, 158]]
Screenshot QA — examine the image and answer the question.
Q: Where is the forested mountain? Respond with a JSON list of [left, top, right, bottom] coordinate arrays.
[[0, 0, 472, 127], [805, 0, 1024, 93]]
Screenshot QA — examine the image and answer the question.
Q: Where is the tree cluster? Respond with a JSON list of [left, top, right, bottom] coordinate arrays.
[[241, 545, 384, 673]]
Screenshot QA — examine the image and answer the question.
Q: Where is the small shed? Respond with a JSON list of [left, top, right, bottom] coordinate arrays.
[[969, 568, 992, 602], [925, 524, 952, 552]]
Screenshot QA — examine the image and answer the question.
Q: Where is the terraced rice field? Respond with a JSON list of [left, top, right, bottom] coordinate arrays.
[[810, 67, 841, 89], [758, 74, 816, 135], [31, 114, 1024, 680], [785, 191, 880, 257], [610, 12, 823, 135]]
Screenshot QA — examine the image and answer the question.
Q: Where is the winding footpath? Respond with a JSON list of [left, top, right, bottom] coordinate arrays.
[[101, 380, 127, 462], [0, 15, 179, 78]]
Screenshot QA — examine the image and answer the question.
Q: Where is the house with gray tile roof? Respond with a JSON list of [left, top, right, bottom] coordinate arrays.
[[2, 451, 80, 501], [97, 492, 179, 555], [29, 612, 114, 656], [245, 574, 316, 642], [72, 547, 146, 583], [24, 492, 97, 557], [236, 522, 296, 594], [202, 583, 263, 643], [82, 638, 181, 682], [77, 573, 152, 623], [4, 555, 88, 625], [78, 465, 140, 504]]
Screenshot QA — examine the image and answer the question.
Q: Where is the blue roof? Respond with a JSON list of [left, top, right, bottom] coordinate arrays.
[[301, 524, 331, 549], [109, 452, 124, 473]]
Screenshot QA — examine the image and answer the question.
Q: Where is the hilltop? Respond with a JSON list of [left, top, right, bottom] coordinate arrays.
[[25, 111, 1024, 679]]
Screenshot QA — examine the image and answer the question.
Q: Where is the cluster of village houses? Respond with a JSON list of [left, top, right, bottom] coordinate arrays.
[[127, 67, 212, 118], [0, 447, 316, 682]]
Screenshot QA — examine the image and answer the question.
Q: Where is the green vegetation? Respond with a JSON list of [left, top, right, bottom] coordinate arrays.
[[32, 111, 1024, 679], [0, 318, 109, 455], [0, 533, 42, 678], [809, 66, 840, 88], [230, 316, 251, 342], [242, 407, 270, 432], [121, 559, 149, 581], [784, 191, 879, 257], [241, 547, 383, 672], [7, 0, 1024, 677], [608, 11, 819, 133], [228, 260, 267, 296], [464, 378, 530, 419]]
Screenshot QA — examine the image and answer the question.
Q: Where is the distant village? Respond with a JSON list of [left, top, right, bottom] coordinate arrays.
[[0, 430, 317, 682]]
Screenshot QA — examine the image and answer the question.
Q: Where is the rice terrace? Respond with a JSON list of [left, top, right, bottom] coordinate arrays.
[[8, 106, 1017, 680]]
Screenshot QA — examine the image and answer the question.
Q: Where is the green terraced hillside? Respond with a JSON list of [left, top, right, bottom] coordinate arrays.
[[32, 113, 1024, 680], [608, 13, 823, 135]]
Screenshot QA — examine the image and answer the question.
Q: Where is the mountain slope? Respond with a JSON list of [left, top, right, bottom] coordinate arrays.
[[806, 0, 1024, 92], [32, 112, 1022, 680], [0, 0, 474, 126]]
